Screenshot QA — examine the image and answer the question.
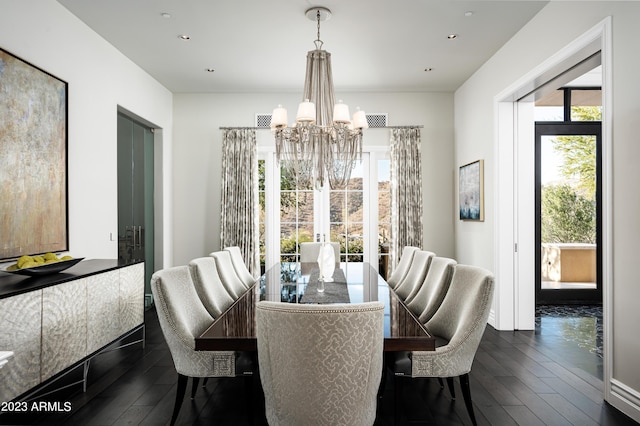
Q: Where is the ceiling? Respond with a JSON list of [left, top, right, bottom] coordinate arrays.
[[57, 0, 549, 94]]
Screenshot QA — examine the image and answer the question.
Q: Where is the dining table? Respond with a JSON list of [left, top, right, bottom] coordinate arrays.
[[195, 262, 435, 352]]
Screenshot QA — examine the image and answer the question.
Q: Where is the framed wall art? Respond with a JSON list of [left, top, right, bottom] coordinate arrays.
[[0, 47, 68, 260], [459, 159, 484, 221]]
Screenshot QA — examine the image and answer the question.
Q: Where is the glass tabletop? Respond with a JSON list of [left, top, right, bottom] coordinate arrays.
[[195, 262, 434, 352], [260, 262, 386, 302]]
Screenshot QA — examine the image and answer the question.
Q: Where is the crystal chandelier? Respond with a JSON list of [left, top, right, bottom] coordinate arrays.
[[270, 7, 368, 190]]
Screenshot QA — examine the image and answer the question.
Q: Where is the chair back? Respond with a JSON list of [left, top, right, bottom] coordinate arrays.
[[210, 250, 248, 298], [423, 264, 494, 376], [257, 301, 384, 426], [151, 266, 218, 376], [405, 257, 456, 322], [387, 246, 420, 288], [189, 257, 235, 318], [300, 241, 340, 264], [224, 246, 257, 287], [394, 250, 435, 301]]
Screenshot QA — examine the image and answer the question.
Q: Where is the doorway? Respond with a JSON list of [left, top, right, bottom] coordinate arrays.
[[117, 113, 155, 306], [534, 86, 602, 304]]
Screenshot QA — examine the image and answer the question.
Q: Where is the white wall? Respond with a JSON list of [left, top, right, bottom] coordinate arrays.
[[172, 91, 454, 266], [455, 1, 640, 421], [0, 1, 173, 265]]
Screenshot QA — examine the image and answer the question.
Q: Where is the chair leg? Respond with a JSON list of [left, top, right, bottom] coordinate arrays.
[[171, 374, 189, 426], [446, 377, 456, 400], [394, 375, 404, 425], [379, 354, 389, 404], [459, 373, 477, 426], [244, 375, 255, 425], [437, 377, 445, 389], [202, 377, 209, 387], [191, 377, 200, 399]]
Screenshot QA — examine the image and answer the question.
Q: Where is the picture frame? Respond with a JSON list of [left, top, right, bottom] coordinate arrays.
[[459, 159, 484, 221], [0, 47, 68, 260]]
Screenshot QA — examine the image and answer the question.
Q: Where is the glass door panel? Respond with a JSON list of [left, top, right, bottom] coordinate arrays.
[[535, 124, 601, 304], [259, 151, 389, 271], [329, 160, 365, 263], [279, 179, 315, 263], [117, 113, 154, 304]]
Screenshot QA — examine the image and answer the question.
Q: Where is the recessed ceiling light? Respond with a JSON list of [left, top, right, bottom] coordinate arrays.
[[424, 68, 433, 72], [206, 68, 215, 73], [447, 34, 458, 40], [160, 12, 171, 19], [178, 34, 191, 40], [464, 11, 474, 17]]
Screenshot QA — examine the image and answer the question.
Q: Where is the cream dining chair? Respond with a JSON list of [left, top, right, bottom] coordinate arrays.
[[210, 250, 248, 298], [405, 256, 457, 322], [151, 266, 255, 425], [188, 256, 235, 318], [391, 264, 495, 426], [224, 246, 258, 287], [256, 301, 384, 426], [393, 250, 435, 301], [386, 246, 420, 288], [299, 241, 340, 264]]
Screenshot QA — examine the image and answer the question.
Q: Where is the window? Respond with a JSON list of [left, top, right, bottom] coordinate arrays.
[[280, 171, 314, 263], [534, 88, 602, 122], [330, 162, 365, 262], [377, 159, 391, 279], [260, 150, 389, 271]]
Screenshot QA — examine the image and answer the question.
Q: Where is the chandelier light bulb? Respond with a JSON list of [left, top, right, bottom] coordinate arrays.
[[270, 105, 288, 128], [333, 100, 350, 124], [352, 107, 368, 129], [296, 99, 316, 123]]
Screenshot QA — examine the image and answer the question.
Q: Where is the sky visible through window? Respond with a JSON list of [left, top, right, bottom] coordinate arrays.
[[535, 106, 564, 185]]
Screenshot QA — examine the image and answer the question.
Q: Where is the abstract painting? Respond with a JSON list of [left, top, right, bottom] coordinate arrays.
[[0, 47, 68, 260], [459, 159, 484, 221]]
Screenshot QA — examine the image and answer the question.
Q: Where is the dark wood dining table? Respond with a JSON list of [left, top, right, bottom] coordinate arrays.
[[195, 262, 434, 352]]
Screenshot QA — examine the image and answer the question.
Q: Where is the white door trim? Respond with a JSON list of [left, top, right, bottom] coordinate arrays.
[[493, 13, 616, 410]]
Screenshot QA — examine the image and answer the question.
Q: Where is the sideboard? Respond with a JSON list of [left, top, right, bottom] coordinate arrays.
[[0, 259, 145, 403]]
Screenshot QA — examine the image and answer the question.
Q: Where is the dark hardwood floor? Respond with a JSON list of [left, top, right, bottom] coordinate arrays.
[[1, 306, 637, 426]]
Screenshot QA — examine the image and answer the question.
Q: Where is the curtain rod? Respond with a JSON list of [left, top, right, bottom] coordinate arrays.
[[219, 126, 260, 130], [219, 125, 423, 130]]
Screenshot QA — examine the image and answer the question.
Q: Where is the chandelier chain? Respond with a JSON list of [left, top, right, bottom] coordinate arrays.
[[314, 10, 323, 50]]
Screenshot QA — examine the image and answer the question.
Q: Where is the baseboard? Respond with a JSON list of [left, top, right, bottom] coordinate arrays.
[[608, 378, 640, 423]]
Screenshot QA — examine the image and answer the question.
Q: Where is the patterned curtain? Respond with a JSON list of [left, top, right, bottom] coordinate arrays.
[[389, 127, 423, 274], [220, 129, 259, 276]]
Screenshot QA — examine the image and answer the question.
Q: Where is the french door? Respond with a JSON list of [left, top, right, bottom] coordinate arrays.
[[259, 150, 390, 273]]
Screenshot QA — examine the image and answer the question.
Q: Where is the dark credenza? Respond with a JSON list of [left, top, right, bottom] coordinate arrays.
[[0, 259, 144, 403]]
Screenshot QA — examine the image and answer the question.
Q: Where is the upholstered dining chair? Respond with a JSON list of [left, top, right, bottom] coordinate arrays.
[[151, 266, 255, 426], [393, 250, 435, 301], [299, 241, 340, 264], [386, 246, 420, 288], [224, 246, 257, 287], [210, 250, 249, 298], [405, 257, 457, 322], [391, 264, 495, 426], [188, 257, 235, 318], [256, 301, 385, 426]]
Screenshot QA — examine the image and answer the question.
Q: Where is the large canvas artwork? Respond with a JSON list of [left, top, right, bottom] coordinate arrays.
[[0, 48, 68, 260], [459, 159, 484, 221]]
